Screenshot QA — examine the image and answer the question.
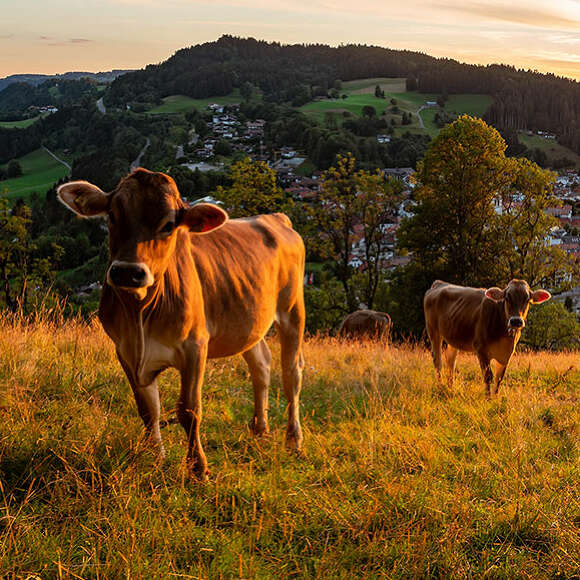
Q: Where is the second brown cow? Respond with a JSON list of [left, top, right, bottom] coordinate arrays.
[[424, 279, 551, 395]]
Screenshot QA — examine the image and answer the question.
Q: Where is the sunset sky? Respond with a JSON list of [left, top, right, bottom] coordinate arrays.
[[2, 0, 580, 80]]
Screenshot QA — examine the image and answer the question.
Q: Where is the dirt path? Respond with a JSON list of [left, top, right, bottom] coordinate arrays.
[[42, 146, 71, 172], [130, 137, 150, 170]]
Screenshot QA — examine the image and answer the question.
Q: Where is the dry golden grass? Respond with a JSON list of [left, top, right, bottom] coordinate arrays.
[[0, 313, 578, 578]]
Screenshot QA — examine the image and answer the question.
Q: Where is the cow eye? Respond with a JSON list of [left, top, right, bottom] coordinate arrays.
[[160, 221, 174, 235]]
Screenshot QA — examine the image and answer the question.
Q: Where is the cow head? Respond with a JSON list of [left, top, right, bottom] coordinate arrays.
[[58, 169, 228, 300], [484, 279, 551, 333]]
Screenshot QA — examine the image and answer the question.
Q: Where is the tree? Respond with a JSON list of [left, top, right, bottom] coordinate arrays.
[[436, 91, 448, 108], [305, 153, 404, 311], [521, 302, 580, 350], [0, 198, 62, 312], [214, 157, 285, 218], [214, 139, 233, 156], [6, 160, 22, 178], [496, 157, 574, 287], [362, 105, 376, 119], [397, 116, 510, 288]]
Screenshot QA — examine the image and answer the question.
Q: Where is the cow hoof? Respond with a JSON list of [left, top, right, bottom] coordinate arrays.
[[249, 417, 270, 437], [285, 430, 303, 453], [187, 464, 210, 482]]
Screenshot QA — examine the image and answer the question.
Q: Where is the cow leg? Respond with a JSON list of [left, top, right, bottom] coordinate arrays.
[[242, 339, 271, 436], [179, 341, 209, 479], [277, 304, 305, 451], [445, 346, 458, 387], [117, 352, 164, 460], [476, 352, 494, 397], [493, 362, 508, 395], [427, 329, 443, 382]]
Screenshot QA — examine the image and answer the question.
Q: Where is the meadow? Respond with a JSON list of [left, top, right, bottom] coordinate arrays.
[[0, 116, 42, 129], [147, 91, 242, 114], [298, 77, 492, 138], [0, 148, 71, 200], [518, 132, 580, 169], [0, 311, 578, 578]]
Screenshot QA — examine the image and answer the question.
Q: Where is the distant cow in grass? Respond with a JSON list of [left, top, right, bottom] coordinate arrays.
[[423, 279, 551, 395], [57, 168, 306, 479], [339, 310, 392, 344]]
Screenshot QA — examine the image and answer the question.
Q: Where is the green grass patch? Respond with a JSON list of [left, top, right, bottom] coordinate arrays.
[[300, 78, 492, 138], [0, 148, 70, 200], [0, 314, 578, 577], [0, 115, 43, 129], [519, 132, 580, 168], [147, 91, 242, 114]]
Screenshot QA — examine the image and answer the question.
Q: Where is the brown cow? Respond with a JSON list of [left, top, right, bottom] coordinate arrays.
[[424, 279, 551, 395], [339, 310, 391, 343], [58, 168, 305, 478]]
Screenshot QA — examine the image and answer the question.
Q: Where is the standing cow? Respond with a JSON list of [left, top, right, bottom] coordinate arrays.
[[339, 310, 392, 343], [424, 279, 551, 395], [58, 168, 306, 478]]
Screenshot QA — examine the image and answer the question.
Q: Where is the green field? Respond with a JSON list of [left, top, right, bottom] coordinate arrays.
[[0, 313, 578, 578], [0, 115, 43, 129], [0, 148, 71, 200], [147, 90, 242, 114], [299, 78, 492, 138], [519, 132, 580, 169]]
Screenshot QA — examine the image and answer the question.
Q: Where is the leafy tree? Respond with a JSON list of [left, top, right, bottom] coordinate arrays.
[[0, 198, 62, 311], [214, 157, 285, 217], [362, 105, 376, 119], [397, 116, 510, 287], [436, 91, 448, 108], [496, 158, 574, 287], [306, 153, 403, 311], [521, 302, 580, 350], [215, 139, 233, 157], [6, 160, 22, 178]]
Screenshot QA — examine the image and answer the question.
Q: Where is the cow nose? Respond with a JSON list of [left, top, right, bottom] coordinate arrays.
[[109, 263, 149, 288], [509, 317, 524, 328]]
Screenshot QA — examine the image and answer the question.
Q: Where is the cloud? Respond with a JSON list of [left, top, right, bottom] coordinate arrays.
[[432, 0, 580, 30], [38, 35, 93, 47]]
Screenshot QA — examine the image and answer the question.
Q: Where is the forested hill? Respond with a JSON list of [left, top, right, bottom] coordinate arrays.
[[105, 35, 580, 153], [105, 36, 436, 106]]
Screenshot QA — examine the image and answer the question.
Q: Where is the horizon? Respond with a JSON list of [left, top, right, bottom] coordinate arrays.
[[2, 0, 580, 82]]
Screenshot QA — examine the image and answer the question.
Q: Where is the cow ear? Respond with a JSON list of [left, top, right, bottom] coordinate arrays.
[[57, 181, 108, 217], [181, 203, 228, 234], [530, 289, 551, 304], [485, 287, 505, 302]]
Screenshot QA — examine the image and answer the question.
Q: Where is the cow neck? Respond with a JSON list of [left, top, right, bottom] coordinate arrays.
[[487, 297, 513, 341]]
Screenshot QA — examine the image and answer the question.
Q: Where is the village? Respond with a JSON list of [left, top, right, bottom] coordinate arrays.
[[172, 102, 580, 309]]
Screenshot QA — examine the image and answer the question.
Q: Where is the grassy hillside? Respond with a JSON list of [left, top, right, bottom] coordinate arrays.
[[0, 148, 70, 200], [0, 115, 43, 129], [147, 91, 241, 114], [299, 78, 493, 138], [519, 132, 580, 169], [0, 313, 578, 578]]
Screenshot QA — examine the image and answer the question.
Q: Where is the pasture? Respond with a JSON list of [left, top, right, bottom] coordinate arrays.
[[147, 91, 242, 114], [0, 312, 578, 578], [0, 115, 42, 129], [518, 132, 580, 169], [299, 77, 492, 137], [0, 148, 71, 200]]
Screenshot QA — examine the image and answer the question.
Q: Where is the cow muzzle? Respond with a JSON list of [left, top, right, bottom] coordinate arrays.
[[107, 261, 154, 300], [508, 316, 525, 332]]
